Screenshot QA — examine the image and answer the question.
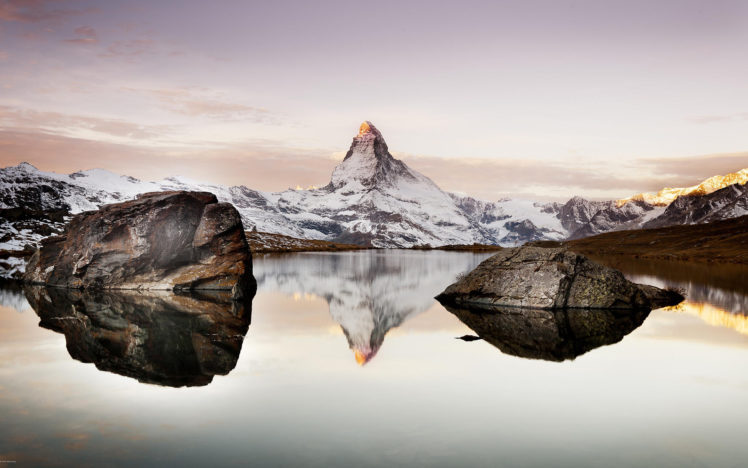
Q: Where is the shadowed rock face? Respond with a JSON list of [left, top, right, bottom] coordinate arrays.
[[436, 246, 683, 310], [642, 182, 748, 229], [24, 286, 252, 387], [443, 304, 649, 361], [24, 191, 255, 299]]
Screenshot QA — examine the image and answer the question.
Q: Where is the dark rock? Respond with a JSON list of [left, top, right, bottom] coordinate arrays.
[[444, 303, 649, 361], [436, 246, 683, 310], [456, 334, 482, 342], [24, 191, 255, 298], [24, 285, 253, 387]]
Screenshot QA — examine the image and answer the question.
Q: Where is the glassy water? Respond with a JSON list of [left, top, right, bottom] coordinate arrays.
[[0, 250, 746, 467]]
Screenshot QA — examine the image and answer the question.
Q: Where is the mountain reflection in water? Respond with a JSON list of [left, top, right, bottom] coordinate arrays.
[[587, 256, 748, 334], [663, 301, 748, 336], [23, 286, 253, 387], [254, 250, 490, 364], [442, 304, 649, 361]]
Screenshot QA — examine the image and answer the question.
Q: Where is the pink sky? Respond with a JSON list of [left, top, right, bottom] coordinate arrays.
[[1, 0, 747, 200]]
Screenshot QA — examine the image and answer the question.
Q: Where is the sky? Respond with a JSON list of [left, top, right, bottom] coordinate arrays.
[[0, 0, 747, 201]]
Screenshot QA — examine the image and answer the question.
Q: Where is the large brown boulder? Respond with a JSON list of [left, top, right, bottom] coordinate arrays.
[[24, 191, 255, 299], [436, 246, 683, 310]]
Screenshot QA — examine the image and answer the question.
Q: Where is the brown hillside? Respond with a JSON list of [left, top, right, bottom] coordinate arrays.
[[556, 215, 748, 264]]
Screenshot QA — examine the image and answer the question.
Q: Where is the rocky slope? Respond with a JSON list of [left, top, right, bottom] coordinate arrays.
[[642, 182, 748, 228], [563, 215, 748, 264], [0, 122, 746, 278]]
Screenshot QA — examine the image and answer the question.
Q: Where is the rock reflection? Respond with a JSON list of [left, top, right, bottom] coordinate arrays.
[[442, 304, 649, 361], [255, 251, 489, 364], [24, 286, 253, 387]]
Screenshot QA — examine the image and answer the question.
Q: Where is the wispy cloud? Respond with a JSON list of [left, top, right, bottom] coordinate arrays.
[[0, 129, 337, 189], [63, 25, 97, 44], [688, 113, 748, 124], [397, 154, 653, 200], [123, 87, 280, 122], [99, 38, 155, 58], [398, 151, 748, 200], [636, 152, 748, 183], [0, 105, 175, 141], [0, 0, 95, 23]]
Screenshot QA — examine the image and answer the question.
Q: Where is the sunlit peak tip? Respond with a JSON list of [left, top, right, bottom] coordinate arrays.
[[354, 349, 368, 365], [357, 121, 374, 136]]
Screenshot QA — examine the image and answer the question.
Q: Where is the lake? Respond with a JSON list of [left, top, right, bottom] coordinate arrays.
[[0, 250, 746, 467]]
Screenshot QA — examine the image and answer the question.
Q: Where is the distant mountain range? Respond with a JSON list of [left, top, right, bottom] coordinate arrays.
[[0, 121, 746, 278]]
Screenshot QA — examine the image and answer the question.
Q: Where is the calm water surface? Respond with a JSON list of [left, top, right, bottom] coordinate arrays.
[[0, 250, 746, 467]]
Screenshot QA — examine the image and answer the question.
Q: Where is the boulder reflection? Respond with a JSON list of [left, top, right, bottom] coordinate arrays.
[[24, 286, 253, 387], [442, 304, 649, 361]]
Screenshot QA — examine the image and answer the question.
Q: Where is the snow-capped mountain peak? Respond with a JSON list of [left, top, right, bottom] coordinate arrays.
[[14, 161, 38, 172], [329, 121, 418, 190]]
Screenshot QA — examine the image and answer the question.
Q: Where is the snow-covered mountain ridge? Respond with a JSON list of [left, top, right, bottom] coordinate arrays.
[[618, 168, 748, 207], [1, 121, 746, 278], [0, 122, 568, 251]]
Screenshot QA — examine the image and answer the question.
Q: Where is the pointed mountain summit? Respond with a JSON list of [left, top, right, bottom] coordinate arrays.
[[329, 121, 417, 190]]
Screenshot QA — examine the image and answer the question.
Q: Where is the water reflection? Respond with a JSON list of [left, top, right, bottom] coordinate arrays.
[[442, 304, 650, 361], [0, 280, 28, 312], [255, 251, 490, 364], [587, 256, 748, 334], [24, 286, 253, 387], [1, 252, 748, 467], [663, 301, 748, 336], [588, 256, 748, 314]]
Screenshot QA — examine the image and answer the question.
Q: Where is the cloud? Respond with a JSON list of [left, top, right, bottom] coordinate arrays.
[[688, 113, 748, 124], [0, 109, 745, 200], [398, 151, 748, 201], [0, 105, 175, 141], [0, 129, 337, 190], [99, 38, 155, 58], [123, 87, 280, 122], [170, 99, 271, 119], [63, 25, 97, 44], [636, 152, 748, 183], [0, 0, 95, 23], [397, 154, 662, 200]]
